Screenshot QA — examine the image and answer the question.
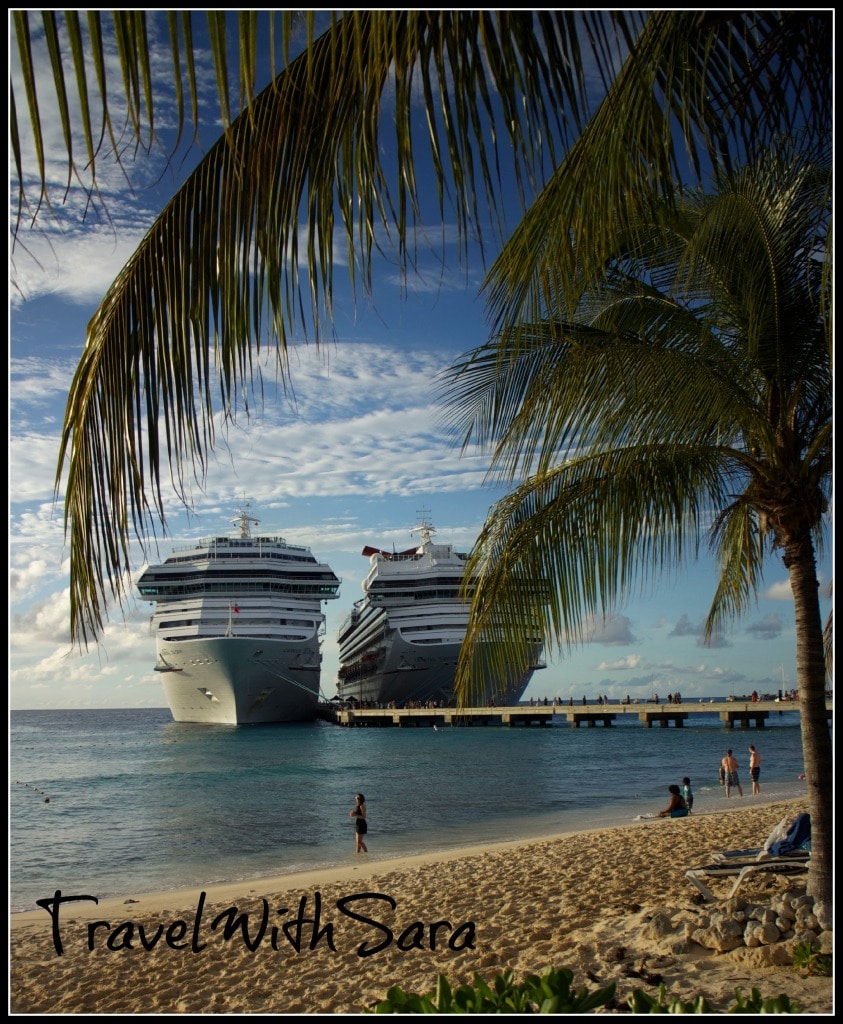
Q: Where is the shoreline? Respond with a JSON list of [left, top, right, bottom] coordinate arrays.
[[11, 786, 808, 919], [11, 797, 832, 1014], [11, 798, 785, 925], [10, 815, 664, 927]]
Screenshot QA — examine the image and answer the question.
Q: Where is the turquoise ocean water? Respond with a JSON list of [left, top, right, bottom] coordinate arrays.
[[10, 707, 813, 914]]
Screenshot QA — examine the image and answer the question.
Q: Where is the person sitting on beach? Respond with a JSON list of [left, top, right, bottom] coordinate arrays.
[[657, 784, 688, 818]]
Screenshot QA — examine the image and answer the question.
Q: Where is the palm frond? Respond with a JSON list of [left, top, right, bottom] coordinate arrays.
[[481, 11, 832, 335], [455, 445, 730, 705], [54, 11, 604, 646], [704, 496, 769, 639]]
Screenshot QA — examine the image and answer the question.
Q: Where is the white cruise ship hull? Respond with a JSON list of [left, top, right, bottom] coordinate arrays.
[[337, 630, 541, 707], [156, 636, 322, 725]]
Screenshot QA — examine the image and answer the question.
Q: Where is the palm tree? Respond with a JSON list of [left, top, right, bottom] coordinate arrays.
[[439, 143, 832, 926]]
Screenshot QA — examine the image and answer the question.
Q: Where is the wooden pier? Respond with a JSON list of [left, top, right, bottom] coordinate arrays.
[[317, 699, 831, 730]]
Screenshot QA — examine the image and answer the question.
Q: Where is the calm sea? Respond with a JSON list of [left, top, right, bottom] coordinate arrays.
[[10, 707, 813, 914]]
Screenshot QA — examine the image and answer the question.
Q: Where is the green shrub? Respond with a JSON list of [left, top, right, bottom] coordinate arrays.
[[369, 966, 615, 1014], [630, 983, 804, 1014], [792, 942, 832, 977], [370, 971, 806, 1014], [728, 987, 803, 1013], [627, 983, 712, 1013]]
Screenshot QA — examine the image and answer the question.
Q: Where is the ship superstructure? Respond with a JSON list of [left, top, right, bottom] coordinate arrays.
[[336, 514, 543, 706]]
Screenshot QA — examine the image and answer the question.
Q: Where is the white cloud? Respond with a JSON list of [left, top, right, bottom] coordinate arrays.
[[669, 613, 700, 637], [762, 580, 794, 601], [745, 613, 784, 640], [597, 653, 643, 671], [581, 614, 636, 646]]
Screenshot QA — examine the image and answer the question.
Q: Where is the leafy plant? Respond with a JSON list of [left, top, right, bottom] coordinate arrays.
[[629, 983, 805, 1014], [792, 942, 832, 977], [627, 983, 713, 1014], [370, 971, 810, 1015], [727, 987, 803, 1013], [369, 966, 615, 1014]]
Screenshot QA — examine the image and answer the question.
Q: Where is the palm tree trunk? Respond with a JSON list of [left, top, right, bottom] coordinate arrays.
[[785, 536, 832, 931]]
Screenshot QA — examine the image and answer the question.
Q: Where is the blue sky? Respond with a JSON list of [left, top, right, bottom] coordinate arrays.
[[9, 14, 832, 710]]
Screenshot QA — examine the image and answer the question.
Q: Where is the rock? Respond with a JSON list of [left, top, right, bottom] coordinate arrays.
[[691, 918, 745, 953], [643, 912, 674, 939], [757, 922, 782, 944], [731, 943, 793, 967], [723, 897, 748, 915], [775, 899, 797, 920]]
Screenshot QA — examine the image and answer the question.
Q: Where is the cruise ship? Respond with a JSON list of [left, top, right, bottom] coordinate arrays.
[[136, 507, 340, 724], [336, 516, 544, 706]]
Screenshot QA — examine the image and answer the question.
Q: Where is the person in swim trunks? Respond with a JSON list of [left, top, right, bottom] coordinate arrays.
[[721, 749, 743, 798], [749, 744, 761, 794]]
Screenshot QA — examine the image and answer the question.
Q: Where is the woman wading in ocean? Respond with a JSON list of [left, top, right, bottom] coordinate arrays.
[[349, 793, 368, 853]]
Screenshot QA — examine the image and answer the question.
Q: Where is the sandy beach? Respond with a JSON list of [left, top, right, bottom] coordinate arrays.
[[11, 797, 831, 1014]]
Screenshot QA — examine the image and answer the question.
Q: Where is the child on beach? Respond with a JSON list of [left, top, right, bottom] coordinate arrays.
[[682, 777, 694, 813]]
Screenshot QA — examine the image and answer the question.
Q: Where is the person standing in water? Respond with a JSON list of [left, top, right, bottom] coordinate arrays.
[[682, 776, 694, 813], [349, 792, 368, 853], [748, 744, 761, 795], [721, 749, 743, 798]]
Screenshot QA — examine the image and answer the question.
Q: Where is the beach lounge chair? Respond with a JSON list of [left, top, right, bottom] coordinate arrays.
[[709, 811, 811, 863], [686, 813, 811, 901], [685, 856, 809, 901]]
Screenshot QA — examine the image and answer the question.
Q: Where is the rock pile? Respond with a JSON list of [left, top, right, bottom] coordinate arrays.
[[643, 888, 832, 964]]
